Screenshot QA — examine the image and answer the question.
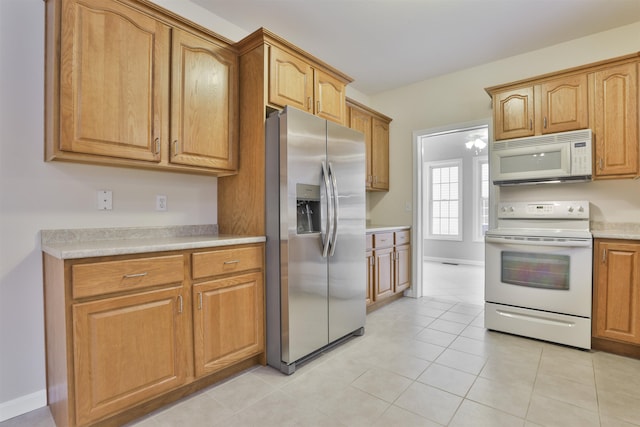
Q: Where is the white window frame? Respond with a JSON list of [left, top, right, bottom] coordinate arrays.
[[473, 156, 489, 242], [425, 159, 462, 241]]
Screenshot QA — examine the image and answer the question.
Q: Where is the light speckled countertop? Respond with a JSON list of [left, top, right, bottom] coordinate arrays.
[[591, 222, 640, 240], [41, 224, 265, 259], [366, 225, 411, 233]]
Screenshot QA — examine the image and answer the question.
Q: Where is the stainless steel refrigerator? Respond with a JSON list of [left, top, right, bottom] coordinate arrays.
[[265, 106, 366, 374]]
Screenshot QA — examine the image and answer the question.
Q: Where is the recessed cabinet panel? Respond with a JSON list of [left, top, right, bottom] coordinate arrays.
[[315, 69, 346, 124], [193, 272, 264, 377], [268, 46, 313, 112], [170, 29, 238, 170], [593, 62, 639, 178], [594, 241, 640, 345], [59, 0, 169, 161], [494, 88, 535, 140], [73, 287, 187, 425], [541, 75, 588, 134]]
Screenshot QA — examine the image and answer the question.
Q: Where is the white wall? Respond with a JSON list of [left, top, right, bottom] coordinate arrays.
[[367, 22, 640, 227], [0, 0, 247, 420]]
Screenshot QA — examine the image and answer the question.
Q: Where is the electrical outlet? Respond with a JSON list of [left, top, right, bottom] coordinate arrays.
[[97, 190, 113, 210], [156, 195, 167, 211]]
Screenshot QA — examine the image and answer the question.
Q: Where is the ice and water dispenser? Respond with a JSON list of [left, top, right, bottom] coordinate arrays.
[[296, 184, 320, 234]]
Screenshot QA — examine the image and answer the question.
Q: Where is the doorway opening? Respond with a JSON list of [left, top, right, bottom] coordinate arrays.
[[412, 120, 493, 305]]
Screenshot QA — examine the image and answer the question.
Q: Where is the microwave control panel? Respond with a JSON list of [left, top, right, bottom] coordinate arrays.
[[571, 141, 592, 175]]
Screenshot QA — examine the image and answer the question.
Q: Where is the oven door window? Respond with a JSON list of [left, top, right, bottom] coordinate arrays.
[[501, 251, 570, 290]]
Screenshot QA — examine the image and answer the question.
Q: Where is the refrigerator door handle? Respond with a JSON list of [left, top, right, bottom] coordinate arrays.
[[328, 162, 339, 256], [321, 161, 333, 257]]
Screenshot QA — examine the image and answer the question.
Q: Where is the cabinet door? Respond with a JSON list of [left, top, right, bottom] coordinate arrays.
[[493, 87, 535, 140], [366, 249, 374, 306], [349, 107, 373, 187], [268, 46, 314, 113], [59, 0, 169, 161], [170, 29, 238, 171], [395, 244, 411, 293], [193, 272, 264, 377], [371, 117, 390, 191], [593, 62, 639, 178], [594, 242, 640, 344], [73, 287, 187, 426], [314, 69, 346, 124], [374, 247, 394, 301], [540, 74, 588, 134]]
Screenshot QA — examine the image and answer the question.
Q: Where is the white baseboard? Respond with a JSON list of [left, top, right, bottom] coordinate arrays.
[[423, 256, 484, 267], [0, 389, 47, 422]]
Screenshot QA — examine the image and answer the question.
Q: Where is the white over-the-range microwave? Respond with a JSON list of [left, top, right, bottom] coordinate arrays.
[[491, 129, 592, 186]]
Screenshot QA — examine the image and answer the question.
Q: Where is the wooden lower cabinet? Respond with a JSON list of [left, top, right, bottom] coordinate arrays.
[[72, 287, 188, 426], [193, 272, 264, 377], [367, 229, 411, 311], [43, 243, 265, 427], [593, 239, 640, 357]]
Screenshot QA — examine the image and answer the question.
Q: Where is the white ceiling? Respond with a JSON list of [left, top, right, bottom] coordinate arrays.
[[192, 0, 640, 95]]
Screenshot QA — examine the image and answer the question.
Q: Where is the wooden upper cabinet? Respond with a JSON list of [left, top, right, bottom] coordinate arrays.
[[268, 46, 314, 113], [267, 43, 348, 124], [346, 99, 392, 191], [592, 62, 639, 179], [58, 0, 170, 161], [46, 0, 239, 175], [371, 117, 390, 191], [541, 75, 588, 134], [593, 240, 640, 345], [493, 87, 535, 140], [315, 69, 346, 124], [490, 74, 588, 140], [170, 29, 238, 171]]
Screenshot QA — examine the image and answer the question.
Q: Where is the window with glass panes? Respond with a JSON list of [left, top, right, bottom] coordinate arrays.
[[428, 160, 461, 239]]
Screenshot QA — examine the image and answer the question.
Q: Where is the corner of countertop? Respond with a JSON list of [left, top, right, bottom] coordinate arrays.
[[590, 221, 640, 240]]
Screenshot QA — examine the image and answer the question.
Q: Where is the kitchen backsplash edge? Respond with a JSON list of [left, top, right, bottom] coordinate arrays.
[[41, 224, 219, 245]]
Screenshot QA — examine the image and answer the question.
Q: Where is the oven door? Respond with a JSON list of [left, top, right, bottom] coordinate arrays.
[[485, 234, 592, 317]]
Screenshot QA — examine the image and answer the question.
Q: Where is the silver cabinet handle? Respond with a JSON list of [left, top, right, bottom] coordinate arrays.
[[154, 137, 160, 154], [123, 272, 147, 279], [223, 260, 240, 265], [602, 248, 607, 263], [198, 292, 203, 310], [529, 118, 533, 130], [543, 117, 547, 129], [599, 158, 604, 170], [177, 295, 183, 314], [173, 140, 178, 155]]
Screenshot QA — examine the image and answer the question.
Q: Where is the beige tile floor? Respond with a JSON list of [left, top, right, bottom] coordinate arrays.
[[3, 262, 640, 426]]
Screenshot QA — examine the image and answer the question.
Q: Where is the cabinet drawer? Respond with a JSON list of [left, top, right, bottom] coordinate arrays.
[[192, 245, 263, 279], [395, 230, 410, 245], [366, 234, 373, 250], [72, 255, 184, 299], [373, 232, 394, 249]]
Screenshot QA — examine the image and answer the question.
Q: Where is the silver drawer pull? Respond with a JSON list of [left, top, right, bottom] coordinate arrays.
[[123, 272, 148, 279], [224, 260, 240, 265]]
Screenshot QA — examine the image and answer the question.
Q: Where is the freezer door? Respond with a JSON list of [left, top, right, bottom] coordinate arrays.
[[327, 121, 366, 342], [280, 107, 330, 364]]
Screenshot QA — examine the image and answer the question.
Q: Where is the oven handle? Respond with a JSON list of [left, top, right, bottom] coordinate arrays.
[[485, 236, 592, 248]]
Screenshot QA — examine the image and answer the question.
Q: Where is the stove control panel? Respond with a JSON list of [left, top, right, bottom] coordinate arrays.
[[498, 201, 590, 219]]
